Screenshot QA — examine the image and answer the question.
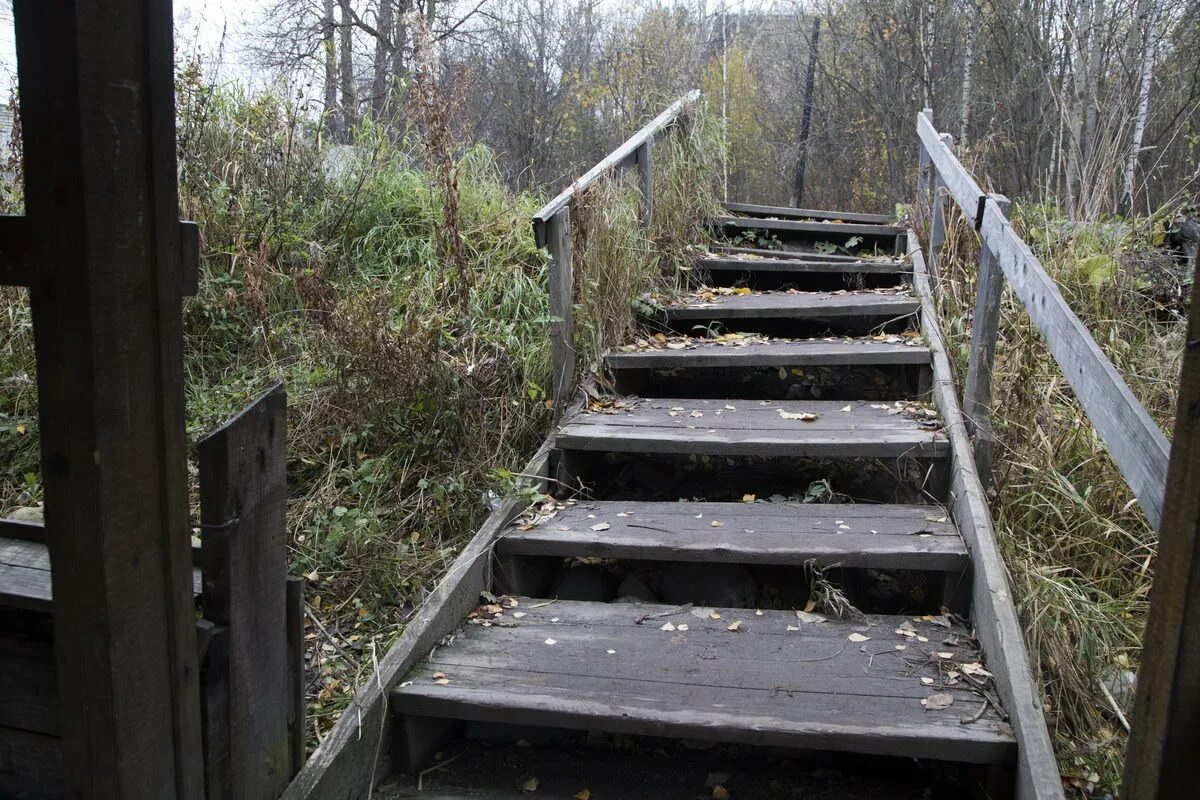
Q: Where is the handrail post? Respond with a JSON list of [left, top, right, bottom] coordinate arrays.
[[916, 108, 933, 228], [545, 207, 575, 418], [636, 139, 653, 231], [963, 194, 1012, 489], [927, 131, 954, 289]]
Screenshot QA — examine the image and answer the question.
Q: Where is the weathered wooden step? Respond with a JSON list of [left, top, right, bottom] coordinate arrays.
[[663, 291, 920, 333], [555, 398, 948, 459], [606, 337, 930, 370], [716, 245, 906, 264], [724, 202, 893, 225], [390, 598, 1015, 765], [699, 254, 909, 274], [718, 216, 906, 240], [498, 500, 966, 571]]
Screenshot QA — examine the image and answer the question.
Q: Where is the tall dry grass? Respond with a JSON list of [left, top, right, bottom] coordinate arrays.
[[931, 200, 1187, 793]]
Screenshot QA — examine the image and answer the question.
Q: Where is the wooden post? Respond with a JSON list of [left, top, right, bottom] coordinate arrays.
[[1122, 256, 1200, 799], [12, 1, 205, 796], [916, 108, 933, 227], [546, 207, 575, 417], [636, 140, 653, 231], [927, 132, 954, 288], [199, 384, 292, 798], [286, 575, 308, 779], [963, 193, 1012, 489]]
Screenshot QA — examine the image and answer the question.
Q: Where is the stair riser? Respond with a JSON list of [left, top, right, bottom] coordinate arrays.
[[611, 363, 931, 401], [659, 311, 919, 339], [699, 267, 906, 292], [550, 451, 949, 507]]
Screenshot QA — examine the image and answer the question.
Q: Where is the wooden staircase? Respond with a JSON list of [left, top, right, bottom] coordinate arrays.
[[382, 205, 1025, 797]]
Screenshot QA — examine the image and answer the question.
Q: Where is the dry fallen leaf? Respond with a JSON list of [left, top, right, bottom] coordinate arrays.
[[520, 777, 540, 792], [606, 649, 616, 655], [711, 520, 725, 527], [796, 610, 826, 624], [727, 621, 742, 632], [960, 662, 994, 678], [544, 638, 557, 646], [921, 677, 935, 686], [786, 625, 800, 631], [661, 622, 676, 632], [677, 624, 689, 631], [777, 409, 819, 421], [848, 632, 870, 643], [937, 651, 954, 659], [742, 493, 756, 502], [921, 692, 955, 710], [712, 787, 730, 800], [590, 522, 611, 531], [574, 791, 591, 800]]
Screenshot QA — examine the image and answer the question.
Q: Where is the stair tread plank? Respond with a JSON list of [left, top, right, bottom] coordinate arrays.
[[499, 500, 966, 570], [718, 216, 906, 238], [606, 338, 930, 369], [665, 291, 919, 320], [391, 598, 1014, 764], [723, 202, 894, 225], [700, 255, 909, 273]]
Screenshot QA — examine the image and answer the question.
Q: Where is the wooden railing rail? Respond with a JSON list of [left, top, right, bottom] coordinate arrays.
[[915, 109, 1171, 528], [532, 89, 701, 414]]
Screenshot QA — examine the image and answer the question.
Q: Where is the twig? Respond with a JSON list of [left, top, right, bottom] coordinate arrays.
[[626, 523, 674, 533], [529, 598, 559, 609], [417, 750, 465, 791], [960, 700, 988, 725], [1098, 677, 1132, 732], [634, 603, 694, 624]]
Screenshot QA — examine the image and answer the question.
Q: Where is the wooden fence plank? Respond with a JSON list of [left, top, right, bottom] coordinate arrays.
[[286, 575, 307, 779], [917, 112, 1170, 527], [636, 139, 653, 230], [963, 193, 1012, 488], [199, 383, 291, 799], [1122, 258, 1200, 799]]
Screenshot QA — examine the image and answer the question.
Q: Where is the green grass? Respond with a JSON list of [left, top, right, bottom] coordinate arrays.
[[931, 202, 1186, 795]]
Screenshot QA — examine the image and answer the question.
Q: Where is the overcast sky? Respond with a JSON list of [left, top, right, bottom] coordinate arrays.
[[0, 0, 266, 94]]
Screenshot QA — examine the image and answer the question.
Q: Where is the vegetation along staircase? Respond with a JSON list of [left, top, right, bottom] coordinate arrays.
[[375, 197, 1056, 798]]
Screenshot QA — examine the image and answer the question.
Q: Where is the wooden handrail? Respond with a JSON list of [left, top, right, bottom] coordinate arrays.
[[532, 90, 701, 415], [916, 111, 1171, 529], [532, 90, 700, 230]]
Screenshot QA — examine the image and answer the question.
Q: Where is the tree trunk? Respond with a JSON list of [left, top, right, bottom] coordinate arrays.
[[792, 16, 820, 207], [323, 0, 340, 139], [338, 0, 357, 140], [1122, 0, 1159, 213], [392, 0, 410, 108], [372, 0, 395, 117], [959, 0, 977, 146]]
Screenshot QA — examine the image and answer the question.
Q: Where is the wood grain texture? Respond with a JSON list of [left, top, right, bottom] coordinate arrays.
[[280, 443, 552, 800], [699, 255, 909, 274], [1122, 255, 1200, 799], [498, 499, 967, 570], [198, 383, 291, 799], [13, 1, 205, 795], [606, 338, 930, 370], [717, 216, 905, 239], [556, 398, 948, 458], [665, 292, 919, 321], [391, 598, 1015, 765], [724, 202, 892, 224], [909, 231, 1064, 799]]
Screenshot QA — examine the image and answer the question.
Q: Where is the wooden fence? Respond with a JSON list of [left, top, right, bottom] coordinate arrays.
[[0, 385, 304, 799], [915, 109, 1172, 529], [532, 89, 700, 415]]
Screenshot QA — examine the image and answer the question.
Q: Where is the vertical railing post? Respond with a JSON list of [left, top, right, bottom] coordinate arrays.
[[962, 193, 1012, 489], [636, 139, 654, 231], [545, 207, 575, 417], [916, 107, 933, 228], [927, 131, 954, 289]]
